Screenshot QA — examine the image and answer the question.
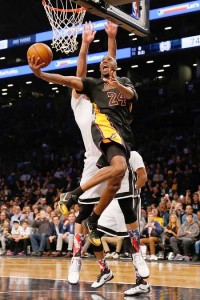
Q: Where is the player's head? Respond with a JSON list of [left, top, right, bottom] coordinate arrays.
[[100, 56, 117, 76]]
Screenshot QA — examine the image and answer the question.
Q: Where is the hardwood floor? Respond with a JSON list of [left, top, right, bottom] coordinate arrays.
[[0, 257, 199, 299]]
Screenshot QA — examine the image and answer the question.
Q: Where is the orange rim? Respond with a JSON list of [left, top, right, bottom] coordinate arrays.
[[42, 0, 86, 13]]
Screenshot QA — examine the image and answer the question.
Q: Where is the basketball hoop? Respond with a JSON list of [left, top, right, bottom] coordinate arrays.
[[42, 0, 86, 54]]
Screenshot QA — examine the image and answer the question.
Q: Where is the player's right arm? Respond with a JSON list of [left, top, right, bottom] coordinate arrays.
[[105, 20, 118, 60], [131, 151, 147, 190], [72, 22, 96, 99], [28, 56, 84, 91], [135, 167, 147, 189]]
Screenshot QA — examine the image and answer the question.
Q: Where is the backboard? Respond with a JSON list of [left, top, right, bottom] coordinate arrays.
[[73, 0, 149, 36]]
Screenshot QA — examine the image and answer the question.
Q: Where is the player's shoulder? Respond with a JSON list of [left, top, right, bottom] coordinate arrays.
[[71, 94, 88, 110], [130, 151, 142, 159], [130, 151, 144, 167], [84, 77, 102, 84], [118, 76, 133, 84]]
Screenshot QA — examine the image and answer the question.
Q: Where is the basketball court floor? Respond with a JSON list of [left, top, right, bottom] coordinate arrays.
[[0, 257, 199, 299]]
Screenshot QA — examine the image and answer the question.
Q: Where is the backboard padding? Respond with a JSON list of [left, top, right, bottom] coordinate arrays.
[[73, 0, 149, 36]]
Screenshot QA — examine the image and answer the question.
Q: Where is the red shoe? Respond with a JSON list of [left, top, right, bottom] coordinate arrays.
[[6, 251, 14, 256], [54, 252, 63, 257]]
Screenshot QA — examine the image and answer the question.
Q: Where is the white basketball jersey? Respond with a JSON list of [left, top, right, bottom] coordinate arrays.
[[71, 95, 101, 158]]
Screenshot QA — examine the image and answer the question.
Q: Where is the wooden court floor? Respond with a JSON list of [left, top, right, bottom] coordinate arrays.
[[0, 257, 199, 299]]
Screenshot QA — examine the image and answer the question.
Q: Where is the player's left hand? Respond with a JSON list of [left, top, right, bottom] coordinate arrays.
[[105, 20, 118, 38], [82, 21, 96, 44], [103, 69, 119, 87]]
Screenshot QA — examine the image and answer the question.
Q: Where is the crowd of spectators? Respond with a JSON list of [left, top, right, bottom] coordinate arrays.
[[0, 81, 199, 262], [0, 134, 199, 261]]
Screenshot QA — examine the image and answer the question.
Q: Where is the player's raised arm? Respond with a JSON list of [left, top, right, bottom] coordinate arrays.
[[77, 22, 96, 78], [105, 20, 118, 60], [72, 22, 96, 98], [28, 56, 84, 91]]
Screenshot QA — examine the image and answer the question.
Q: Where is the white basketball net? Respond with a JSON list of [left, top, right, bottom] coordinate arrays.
[[42, 0, 86, 54]]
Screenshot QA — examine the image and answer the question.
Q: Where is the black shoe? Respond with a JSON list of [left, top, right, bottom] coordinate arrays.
[[58, 192, 78, 215], [119, 252, 131, 260], [192, 254, 199, 261], [60, 192, 78, 206], [82, 218, 101, 246], [30, 251, 38, 256], [36, 251, 43, 256]]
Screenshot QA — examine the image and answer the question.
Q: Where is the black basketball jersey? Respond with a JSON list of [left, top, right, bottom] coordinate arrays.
[[80, 76, 138, 127], [78, 76, 138, 156]]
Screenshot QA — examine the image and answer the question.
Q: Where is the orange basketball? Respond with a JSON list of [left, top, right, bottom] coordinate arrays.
[[27, 43, 53, 68]]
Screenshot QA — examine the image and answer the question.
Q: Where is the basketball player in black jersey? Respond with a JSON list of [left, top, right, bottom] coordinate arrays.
[[28, 44, 138, 250]]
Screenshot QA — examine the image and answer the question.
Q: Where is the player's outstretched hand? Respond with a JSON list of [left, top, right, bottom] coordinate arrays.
[[27, 55, 45, 77], [103, 69, 119, 87], [82, 21, 96, 44], [105, 20, 118, 38]]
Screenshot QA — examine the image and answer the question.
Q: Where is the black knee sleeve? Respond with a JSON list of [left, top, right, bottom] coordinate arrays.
[[75, 204, 94, 224], [92, 243, 104, 253], [118, 197, 137, 224], [123, 237, 133, 253]]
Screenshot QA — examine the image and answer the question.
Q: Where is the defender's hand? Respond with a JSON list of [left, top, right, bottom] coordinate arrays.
[[82, 21, 96, 44], [105, 20, 118, 38]]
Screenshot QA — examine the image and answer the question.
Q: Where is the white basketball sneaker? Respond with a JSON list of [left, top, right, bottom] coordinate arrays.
[[91, 268, 114, 288], [132, 252, 150, 278], [124, 282, 151, 296], [68, 257, 82, 284]]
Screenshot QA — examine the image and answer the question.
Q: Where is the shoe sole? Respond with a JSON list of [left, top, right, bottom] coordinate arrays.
[[68, 279, 79, 285], [124, 287, 151, 296], [91, 274, 114, 289]]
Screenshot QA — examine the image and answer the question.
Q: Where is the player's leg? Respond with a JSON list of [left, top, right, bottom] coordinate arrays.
[[82, 145, 127, 246], [122, 237, 150, 296], [68, 204, 94, 284], [91, 235, 114, 289], [124, 269, 151, 296], [82, 174, 124, 246], [59, 144, 127, 210], [97, 199, 150, 294], [118, 197, 150, 279]]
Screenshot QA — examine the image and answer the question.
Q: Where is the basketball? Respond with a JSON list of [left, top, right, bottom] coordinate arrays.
[[27, 43, 53, 67]]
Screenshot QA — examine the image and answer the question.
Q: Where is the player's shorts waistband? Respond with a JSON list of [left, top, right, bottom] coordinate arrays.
[[78, 197, 100, 204]]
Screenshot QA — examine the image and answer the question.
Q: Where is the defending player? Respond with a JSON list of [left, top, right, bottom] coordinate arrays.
[[97, 150, 151, 295], [58, 21, 150, 294]]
